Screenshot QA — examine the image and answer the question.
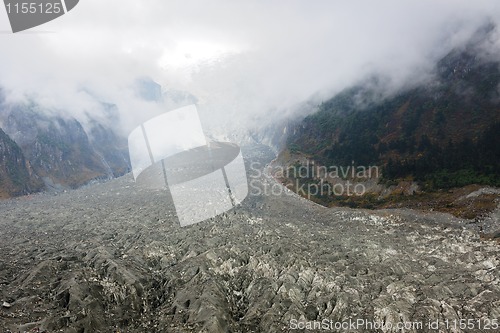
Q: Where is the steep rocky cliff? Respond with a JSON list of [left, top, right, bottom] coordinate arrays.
[[0, 101, 130, 196], [0, 128, 43, 198]]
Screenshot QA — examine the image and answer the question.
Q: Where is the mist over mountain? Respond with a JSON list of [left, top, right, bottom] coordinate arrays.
[[271, 27, 500, 219], [288, 28, 500, 176], [2, 22, 500, 199], [0, 92, 129, 196], [2, 0, 500, 139], [0, 74, 207, 197]]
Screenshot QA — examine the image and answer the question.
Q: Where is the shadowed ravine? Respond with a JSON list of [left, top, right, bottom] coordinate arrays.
[[0, 146, 499, 332]]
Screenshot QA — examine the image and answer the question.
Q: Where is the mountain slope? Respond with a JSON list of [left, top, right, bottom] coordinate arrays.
[[0, 128, 43, 198], [0, 101, 130, 196], [287, 45, 500, 189]]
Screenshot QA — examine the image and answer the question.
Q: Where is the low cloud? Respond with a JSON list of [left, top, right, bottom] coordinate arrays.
[[1, 0, 500, 137]]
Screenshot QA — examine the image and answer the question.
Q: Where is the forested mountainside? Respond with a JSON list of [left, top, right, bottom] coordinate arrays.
[[287, 44, 500, 190]]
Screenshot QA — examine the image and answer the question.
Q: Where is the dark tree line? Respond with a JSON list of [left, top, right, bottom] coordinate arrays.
[[385, 122, 500, 188]]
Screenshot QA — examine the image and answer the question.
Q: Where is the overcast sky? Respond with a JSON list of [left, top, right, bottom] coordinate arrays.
[[1, 0, 500, 136]]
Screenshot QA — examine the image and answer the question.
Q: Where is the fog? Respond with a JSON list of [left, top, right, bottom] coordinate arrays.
[[1, 0, 500, 137]]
